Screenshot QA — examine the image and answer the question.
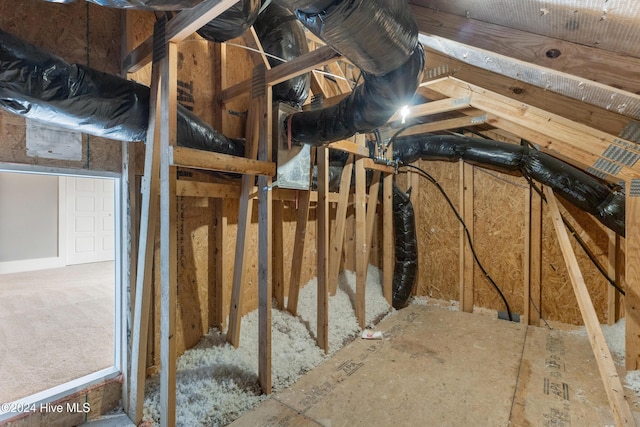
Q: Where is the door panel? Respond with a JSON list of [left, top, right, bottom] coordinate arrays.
[[65, 177, 115, 265]]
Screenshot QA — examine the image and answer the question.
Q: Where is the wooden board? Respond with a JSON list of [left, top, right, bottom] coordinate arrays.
[[5, 377, 122, 426], [231, 304, 639, 426], [0, 1, 122, 172], [541, 197, 609, 325], [472, 168, 527, 316], [414, 160, 461, 301]]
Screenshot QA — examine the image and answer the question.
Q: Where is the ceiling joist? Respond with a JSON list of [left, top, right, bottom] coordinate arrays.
[[123, 0, 238, 73], [421, 77, 640, 181]]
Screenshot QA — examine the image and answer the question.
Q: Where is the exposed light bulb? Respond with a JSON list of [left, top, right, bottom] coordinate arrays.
[[400, 105, 410, 124]]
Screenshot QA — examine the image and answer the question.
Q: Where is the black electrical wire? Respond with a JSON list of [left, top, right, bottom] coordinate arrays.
[[387, 121, 433, 148], [524, 176, 625, 296], [400, 162, 514, 321]]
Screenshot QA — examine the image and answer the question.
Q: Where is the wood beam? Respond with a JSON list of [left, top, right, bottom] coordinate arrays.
[[417, 35, 640, 128], [170, 146, 275, 176], [272, 200, 285, 310], [391, 113, 487, 136], [419, 47, 632, 140], [354, 147, 367, 328], [158, 39, 179, 427], [175, 180, 340, 202], [382, 152, 394, 305], [219, 45, 340, 103], [545, 187, 636, 427], [626, 179, 640, 370], [524, 184, 543, 326], [327, 139, 369, 157], [123, 0, 238, 73], [256, 65, 273, 393], [412, 5, 640, 99], [365, 171, 381, 261], [423, 77, 640, 181], [128, 44, 162, 426], [317, 146, 330, 353], [329, 155, 354, 295], [387, 97, 471, 123], [459, 161, 474, 313], [213, 199, 227, 329], [607, 230, 621, 326], [287, 148, 316, 316], [227, 65, 266, 348]]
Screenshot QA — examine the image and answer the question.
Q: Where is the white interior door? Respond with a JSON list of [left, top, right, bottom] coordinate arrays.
[[65, 177, 115, 265]]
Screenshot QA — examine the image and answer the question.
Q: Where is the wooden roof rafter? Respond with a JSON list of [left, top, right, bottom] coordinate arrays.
[[414, 77, 640, 182], [122, 0, 239, 73]]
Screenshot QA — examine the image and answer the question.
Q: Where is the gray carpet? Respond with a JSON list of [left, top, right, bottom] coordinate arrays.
[[0, 261, 115, 403]]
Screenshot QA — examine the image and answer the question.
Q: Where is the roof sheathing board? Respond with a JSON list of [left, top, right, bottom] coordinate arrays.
[[409, 0, 640, 58]]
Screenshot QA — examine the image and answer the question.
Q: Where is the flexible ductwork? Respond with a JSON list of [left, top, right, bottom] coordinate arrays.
[[42, 0, 203, 9], [197, 0, 261, 42], [0, 27, 244, 156], [393, 134, 626, 236], [274, 0, 425, 145], [392, 184, 418, 308], [253, 2, 310, 106]]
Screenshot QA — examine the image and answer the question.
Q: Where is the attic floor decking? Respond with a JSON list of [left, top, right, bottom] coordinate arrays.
[[231, 303, 640, 427]]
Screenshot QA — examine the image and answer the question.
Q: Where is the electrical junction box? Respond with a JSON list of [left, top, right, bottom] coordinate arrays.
[[273, 103, 311, 191]]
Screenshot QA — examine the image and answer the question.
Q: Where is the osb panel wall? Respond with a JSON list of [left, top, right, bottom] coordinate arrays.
[[472, 168, 527, 316], [0, 1, 122, 172], [414, 159, 460, 301], [541, 196, 610, 325], [410, 156, 612, 325]]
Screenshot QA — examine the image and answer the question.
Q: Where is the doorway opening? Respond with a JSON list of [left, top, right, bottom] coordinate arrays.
[[0, 167, 123, 417]]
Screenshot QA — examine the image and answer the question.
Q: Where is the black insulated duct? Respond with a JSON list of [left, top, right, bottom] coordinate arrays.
[[0, 27, 244, 156], [45, 0, 204, 9], [274, 0, 425, 145], [393, 134, 626, 236], [253, 2, 310, 107], [197, 0, 261, 42], [392, 184, 418, 309]]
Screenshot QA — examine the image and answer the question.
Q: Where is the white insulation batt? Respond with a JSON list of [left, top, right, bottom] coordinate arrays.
[[142, 265, 390, 426]]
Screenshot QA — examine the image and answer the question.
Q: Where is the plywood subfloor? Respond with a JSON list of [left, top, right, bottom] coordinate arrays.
[[231, 303, 640, 426]]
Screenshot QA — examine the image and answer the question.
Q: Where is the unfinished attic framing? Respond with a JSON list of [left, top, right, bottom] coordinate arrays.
[[2, 0, 640, 426]]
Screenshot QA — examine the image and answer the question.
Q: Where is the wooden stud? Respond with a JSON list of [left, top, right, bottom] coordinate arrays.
[[213, 199, 227, 329], [157, 38, 179, 427], [362, 158, 395, 174], [272, 200, 285, 309], [383, 150, 394, 305], [170, 146, 275, 176], [123, 0, 238, 72], [242, 26, 271, 70], [327, 61, 353, 93], [411, 5, 640, 98], [545, 187, 636, 427], [287, 148, 316, 316], [608, 229, 621, 326], [327, 139, 370, 157], [220, 46, 340, 102], [459, 161, 474, 313], [256, 65, 272, 393], [317, 146, 330, 353], [128, 51, 162, 426], [366, 171, 382, 257], [423, 77, 640, 181], [329, 155, 354, 295], [387, 96, 471, 123], [524, 184, 543, 326], [355, 147, 367, 328], [390, 113, 487, 136], [626, 179, 640, 371], [227, 65, 265, 347]]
